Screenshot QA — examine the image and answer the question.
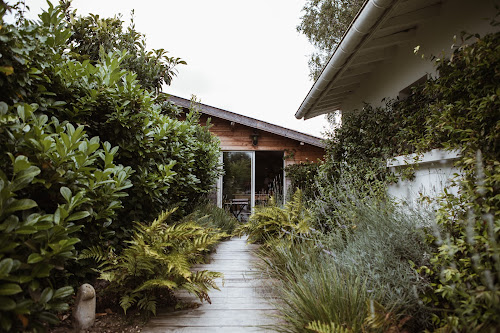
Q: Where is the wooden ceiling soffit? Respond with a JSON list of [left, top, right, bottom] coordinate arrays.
[[392, 0, 442, 18], [378, 3, 441, 34], [305, 106, 340, 120], [349, 47, 395, 68], [315, 96, 345, 109], [363, 29, 417, 52], [340, 65, 376, 80]]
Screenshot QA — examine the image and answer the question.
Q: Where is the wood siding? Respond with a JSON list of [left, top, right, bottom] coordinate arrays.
[[200, 114, 324, 166]]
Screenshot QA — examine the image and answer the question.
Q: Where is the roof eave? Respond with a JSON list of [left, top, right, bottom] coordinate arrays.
[[295, 0, 398, 120], [167, 95, 326, 148]]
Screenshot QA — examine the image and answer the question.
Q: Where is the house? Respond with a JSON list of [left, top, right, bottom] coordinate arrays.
[[294, 0, 499, 202], [168, 95, 325, 220]]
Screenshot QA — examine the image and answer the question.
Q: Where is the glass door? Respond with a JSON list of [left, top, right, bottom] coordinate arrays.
[[222, 152, 253, 221]]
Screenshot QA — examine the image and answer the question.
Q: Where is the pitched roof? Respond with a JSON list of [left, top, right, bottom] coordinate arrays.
[[168, 95, 325, 148], [295, 0, 444, 120]]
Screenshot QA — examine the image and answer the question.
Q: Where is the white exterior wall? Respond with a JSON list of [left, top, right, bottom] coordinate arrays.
[[387, 149, 461, 204], [343, 0, 499, 111], [340, 0, 498, 202]]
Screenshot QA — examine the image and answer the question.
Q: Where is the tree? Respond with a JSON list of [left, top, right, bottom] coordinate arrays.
[[61, 0, 186, 94], [297, 0, 364, 80]]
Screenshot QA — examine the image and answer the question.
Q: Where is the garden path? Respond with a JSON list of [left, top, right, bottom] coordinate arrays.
[[143, 236, 278, 332]]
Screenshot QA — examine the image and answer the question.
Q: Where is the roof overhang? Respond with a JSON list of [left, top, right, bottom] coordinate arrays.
[[168, 95, 325, 148], [295, 0, 443, 120]]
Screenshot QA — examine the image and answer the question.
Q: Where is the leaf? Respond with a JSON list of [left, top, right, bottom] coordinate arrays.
[[0, 283, 22, 296], [27, 253, 44, 264], [53, 286, 73, 299], [67, 211, 90, 221], [0, 297, 16, 311], [60, 187, 72, 203], [39, 287, 54, 303], [37, 311, 59, 324], [0, 66, 14, 76], [5, 199, 38, 214], [0, 259, 14, 277]]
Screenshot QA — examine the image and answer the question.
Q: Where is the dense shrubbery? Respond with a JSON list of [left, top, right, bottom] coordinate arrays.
[[0, 2, 223, 330], [84, 209, 226, 316], [184, 201, 240, 235], [255, 186, 432, 332], [251, 29, 499, 332], [413, 30, 500, 330], [284, 161, 319, 202], [236, 190, 311, 245]]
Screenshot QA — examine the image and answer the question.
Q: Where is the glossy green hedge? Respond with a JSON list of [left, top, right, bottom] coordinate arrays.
[[0, 2, 221, 330]]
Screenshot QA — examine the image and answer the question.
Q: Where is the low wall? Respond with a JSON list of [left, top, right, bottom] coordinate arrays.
[[387, 149, 461, 204]]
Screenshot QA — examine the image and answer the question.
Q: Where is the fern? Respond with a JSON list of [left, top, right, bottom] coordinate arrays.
[[306, 321, 354, 333], [236, 189, 312, 244], [96, 208, 225, 316], [78, 245, 112, 262]]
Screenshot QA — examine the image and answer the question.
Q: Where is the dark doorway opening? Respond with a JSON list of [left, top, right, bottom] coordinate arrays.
[[255, 151, 283, 205]]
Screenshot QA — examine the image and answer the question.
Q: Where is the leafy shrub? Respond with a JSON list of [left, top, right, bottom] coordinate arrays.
[[236, 190, 311, 244], [307, 25, 499, 331], [0, 99, 130, 330], [414, 30, 500, 330], [257, 186, 433, 332], [321, 199, 432, 329], [0, 156, 80, 331], [259, 241, 376, 333], [85, 209, 226, 316], [284, 161, 320, 202], [65, 8, 186, 92], [0, 2, 223, 328], [185, 201, 240, 235]]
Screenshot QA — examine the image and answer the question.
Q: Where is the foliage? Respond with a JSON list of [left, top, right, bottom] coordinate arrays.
[[62, 1, 186, 93], [236, 190, 311, 244], [297, 0, 364, 79], [184, 201, 240, 235], [306, 320, 354, 333], [85, 209, 226, 316], [0, 156, 80, 331], [258, 239, 377, 333], [1, 1, 222, 236], [257, 184, 433, 332], [413, 30, 500, 330], [0, 1, 223, 328], [0, 10, 131, 326], [284, 161, 320, 202], [315, 28, 500, 330]]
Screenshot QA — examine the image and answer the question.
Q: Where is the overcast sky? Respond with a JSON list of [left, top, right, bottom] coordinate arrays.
[[15, 0, 330, 137]]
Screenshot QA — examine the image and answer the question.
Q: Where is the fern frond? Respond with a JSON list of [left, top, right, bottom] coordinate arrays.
[[79, 245, 111, 262], [137, 296, 157, 316], [133, 279, 177, 293], [306, 321, 354, 333], [120, 293, 139, 314]]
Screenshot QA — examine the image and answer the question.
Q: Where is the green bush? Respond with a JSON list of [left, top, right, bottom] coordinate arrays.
[[0, 156, 80, 331], [185, 201, 240, 235], [0, 101, 130, 330], [308, 26, 499, 330], [259, 240, 376, 333], [257, 186, 433, 332], [414, 30, 500, 330], [85, 209, 225, 316], [236, 190, 312, 244], [284, 161, 320, 202], [0, 2, 223, 328]]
